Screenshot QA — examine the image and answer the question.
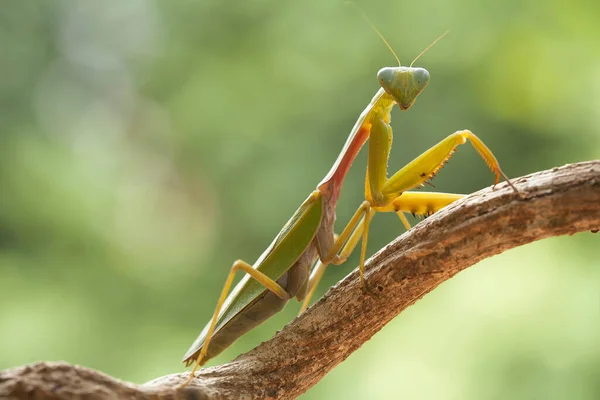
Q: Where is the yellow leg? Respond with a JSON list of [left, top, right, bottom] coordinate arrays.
[[378, 190, 465, 223], [397, 212, 411, 230], [381, 130, 517, 198], [358, 206, 374, 287], [330, 202, 373, 288], [300, 191, 463, 312], [378, 191, 466, 215], [300, 215, 367, 313], [299, 260, 327, 313], [298, 202, 369, 313], [181, 260, 290, 387], [323, 201, 370, 265], [358, 192, 463, 291], [301, 188, 467, 312]]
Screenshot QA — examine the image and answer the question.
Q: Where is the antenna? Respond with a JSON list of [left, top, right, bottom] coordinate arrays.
[[346, 2, 401, 66], [410, 30, 450, 67]]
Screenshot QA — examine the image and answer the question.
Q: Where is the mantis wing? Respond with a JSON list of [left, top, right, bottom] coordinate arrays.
[[182, 191, 323, 361]]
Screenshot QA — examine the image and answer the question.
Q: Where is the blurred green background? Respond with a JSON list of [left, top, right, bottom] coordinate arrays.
[[1, 0, 599, 398]]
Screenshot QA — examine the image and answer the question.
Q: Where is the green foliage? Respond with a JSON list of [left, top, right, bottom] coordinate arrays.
[[1, 0, 599, 398]]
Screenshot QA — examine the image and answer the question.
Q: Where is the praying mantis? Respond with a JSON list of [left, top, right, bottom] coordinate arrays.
[[180, 25, 517, 388]]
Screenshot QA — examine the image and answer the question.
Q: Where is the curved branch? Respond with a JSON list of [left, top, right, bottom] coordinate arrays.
[[2, 161, 599, 400]]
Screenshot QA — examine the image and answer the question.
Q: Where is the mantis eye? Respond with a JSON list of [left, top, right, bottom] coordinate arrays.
[[377, 67, 395, 87], [412, 68, 430, 89]]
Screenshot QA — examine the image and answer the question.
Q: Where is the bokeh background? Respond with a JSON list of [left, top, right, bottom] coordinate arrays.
[[1, 0, 599, 398]]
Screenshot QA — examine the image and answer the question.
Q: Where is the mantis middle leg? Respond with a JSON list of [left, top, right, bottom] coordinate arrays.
[[300, 191, 464, 312]]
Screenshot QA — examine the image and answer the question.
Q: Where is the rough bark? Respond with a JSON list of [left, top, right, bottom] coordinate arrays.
[[1, 161, 599, 400]]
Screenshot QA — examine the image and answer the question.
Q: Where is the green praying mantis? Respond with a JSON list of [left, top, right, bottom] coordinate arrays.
[[180, 24, 517, 388]]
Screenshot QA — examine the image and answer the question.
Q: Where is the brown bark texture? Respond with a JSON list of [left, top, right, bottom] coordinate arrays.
[[1, 161, 599, 400]]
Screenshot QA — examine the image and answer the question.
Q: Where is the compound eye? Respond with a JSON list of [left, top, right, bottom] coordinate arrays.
[[377, 67, 395, 88], [412, 68, 430, 88]]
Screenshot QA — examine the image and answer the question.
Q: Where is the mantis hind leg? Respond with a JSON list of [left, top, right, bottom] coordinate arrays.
[[181, 259, 290, 387]]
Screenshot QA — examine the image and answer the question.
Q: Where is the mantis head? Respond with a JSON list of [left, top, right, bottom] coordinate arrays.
[[377, 66, 430, 110], [358, 11, 446, 111]]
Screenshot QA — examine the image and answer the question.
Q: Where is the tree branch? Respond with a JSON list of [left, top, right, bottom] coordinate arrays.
[[2, 161, 599, 400]]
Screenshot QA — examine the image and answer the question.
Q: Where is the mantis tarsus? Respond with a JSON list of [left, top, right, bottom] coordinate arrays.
[[180, 26, 517, 388]]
